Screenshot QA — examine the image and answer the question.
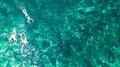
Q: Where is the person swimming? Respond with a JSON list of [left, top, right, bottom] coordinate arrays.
[[19, 32, 28, 53], [9, 27, 17, 42], [20, 7, 33, 23]]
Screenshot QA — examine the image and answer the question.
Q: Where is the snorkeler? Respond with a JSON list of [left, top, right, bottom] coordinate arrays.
[[19, 32, 28, 53], [9, 27, 17, 42], [20, 7, 33, 23]]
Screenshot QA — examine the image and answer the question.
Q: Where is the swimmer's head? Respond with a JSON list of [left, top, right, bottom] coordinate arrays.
[[9, 37, 16, 41], [11, 38, 14, 40], [27, 19, 33, 23]]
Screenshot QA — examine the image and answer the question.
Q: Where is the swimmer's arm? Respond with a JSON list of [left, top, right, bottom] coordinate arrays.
[[23, 33, 27, 40], [23, 33, 28, 44], [12, 27, 16, 35], [20, 34, 24, 42], [22, 8, 29, 17]]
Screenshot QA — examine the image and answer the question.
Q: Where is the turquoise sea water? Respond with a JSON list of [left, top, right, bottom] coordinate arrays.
[[0, 0, 120, 67]]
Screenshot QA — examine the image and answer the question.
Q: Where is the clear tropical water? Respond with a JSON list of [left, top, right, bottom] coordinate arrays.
[[0, 0, 120, 67]]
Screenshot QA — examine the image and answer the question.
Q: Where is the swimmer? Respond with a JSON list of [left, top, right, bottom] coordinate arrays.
[[20, 32, 28, 53], [20, 7, 33, 23], [9, 27, 17, 42]]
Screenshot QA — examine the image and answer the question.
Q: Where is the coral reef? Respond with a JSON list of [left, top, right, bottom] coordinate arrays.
[[0, 0, 120, 67]]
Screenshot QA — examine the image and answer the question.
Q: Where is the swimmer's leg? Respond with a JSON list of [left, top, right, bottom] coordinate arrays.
[[21, 45, 24, 53]]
